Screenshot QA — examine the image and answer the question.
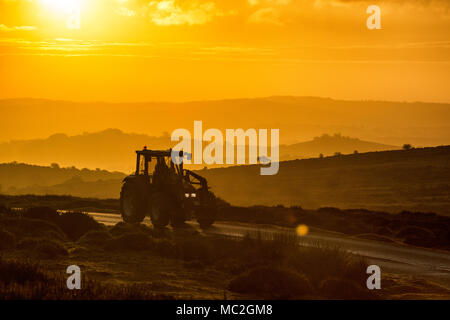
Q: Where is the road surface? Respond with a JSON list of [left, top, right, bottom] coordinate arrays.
[[88, 211, 450, 290]]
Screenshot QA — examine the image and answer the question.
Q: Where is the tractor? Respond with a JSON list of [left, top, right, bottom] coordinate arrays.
[[120, 147, 217, 228]]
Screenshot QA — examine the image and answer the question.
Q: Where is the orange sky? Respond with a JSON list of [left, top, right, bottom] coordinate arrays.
[[0, 0, 450, 102]]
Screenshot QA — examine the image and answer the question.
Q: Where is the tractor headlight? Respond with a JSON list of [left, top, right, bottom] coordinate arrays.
[[185, 193, 197, 198]]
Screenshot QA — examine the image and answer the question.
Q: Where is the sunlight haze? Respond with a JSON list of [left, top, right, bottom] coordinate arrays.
[[0, 0, 449, 103]]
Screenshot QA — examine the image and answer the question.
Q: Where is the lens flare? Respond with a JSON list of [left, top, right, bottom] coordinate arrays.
[[296, 224, 309, 237]]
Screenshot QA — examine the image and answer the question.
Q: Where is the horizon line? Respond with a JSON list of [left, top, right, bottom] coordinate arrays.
[[1, 95, 450, 105]]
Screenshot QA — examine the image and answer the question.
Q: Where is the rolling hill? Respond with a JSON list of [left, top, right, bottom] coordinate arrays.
[[279, 133, 397, 159], [200, 146, 450, 215], [0, 129, 398, 173], [1, 97, 449, 147], [1, 146, 449, 216], [0, 162, 125, 197]]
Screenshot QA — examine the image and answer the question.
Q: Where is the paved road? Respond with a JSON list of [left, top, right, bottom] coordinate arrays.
[[89, 212, 450, 289]]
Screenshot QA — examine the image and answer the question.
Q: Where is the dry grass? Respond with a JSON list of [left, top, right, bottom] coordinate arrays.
[[1, 206, 446, 299], [0, 257, 173, 300]]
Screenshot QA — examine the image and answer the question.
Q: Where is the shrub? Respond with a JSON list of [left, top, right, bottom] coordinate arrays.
[[109, 222, 154, 238], [56, 212, 102, 241], [0, 206, 13, 215], [22, 207, 102, 241], [396, 226, 437, 247], [178, 238, 215, 262], [0, 217, 67, 242], [228, 266, 312, 299], [34, 241, 68, 259], [105, 233, 153, 251], [23, 207, 59, 222], [402, 144, 412, 150], [78, 230, 112, 248], [17, 238, 68, 259], [0, 229, 15, 250], [286, 245, 367, 287], [319, 277, 377, 299]]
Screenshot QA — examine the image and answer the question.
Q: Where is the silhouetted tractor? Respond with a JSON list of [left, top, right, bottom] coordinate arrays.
[[120, 147, 217, 228]]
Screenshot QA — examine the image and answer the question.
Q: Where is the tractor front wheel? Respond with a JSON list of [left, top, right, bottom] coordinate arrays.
[[196, 191, 217, 229]]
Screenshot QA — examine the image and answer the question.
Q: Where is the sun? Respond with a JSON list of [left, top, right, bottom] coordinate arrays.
[[41, 0, 83, 29], [41, 0, 82, 14]]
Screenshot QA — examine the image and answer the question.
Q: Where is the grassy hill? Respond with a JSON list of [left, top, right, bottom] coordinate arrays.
[[1, 146, 449, 215], [0, 129, 398, 173], [200, 146, 450, 215], [0, 162, 125, 198], [280, 133, 397, 159]]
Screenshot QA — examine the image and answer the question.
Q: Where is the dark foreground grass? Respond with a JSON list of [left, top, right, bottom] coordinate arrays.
[[219, 206, 450, 250], [2, 194, 449, 251], [0, 206, 379, 299], [0, 257, 173, 300], [79, 223, 375, 299]]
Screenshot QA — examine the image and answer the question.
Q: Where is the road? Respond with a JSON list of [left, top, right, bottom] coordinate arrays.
[[89, 212, 450, 290]]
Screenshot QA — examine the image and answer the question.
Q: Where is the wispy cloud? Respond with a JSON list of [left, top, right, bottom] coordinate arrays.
[[249, 8, 283, 26], [117, 0, 236, 25], [0, 24, 37, 32], [247, 0, 290, 26], [330, 0, 450, 8]]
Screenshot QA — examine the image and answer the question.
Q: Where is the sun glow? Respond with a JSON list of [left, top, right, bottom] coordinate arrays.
[[41, 0, 82, 14], [41, 0, 83, 29]]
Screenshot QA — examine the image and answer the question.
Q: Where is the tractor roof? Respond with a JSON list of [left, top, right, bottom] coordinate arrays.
[[136, 148, 189, 159]]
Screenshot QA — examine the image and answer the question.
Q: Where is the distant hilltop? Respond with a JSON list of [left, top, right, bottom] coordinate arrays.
[[279, 133, 397, 160], [1, 96, 449, 147], [0, 128, 398, 173]]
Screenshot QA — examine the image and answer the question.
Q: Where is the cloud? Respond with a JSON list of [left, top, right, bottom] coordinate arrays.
[[148, 0, 217, 25], [248, 7, 283, 25], [333, 0, 450, 6], [0, 24, 37, 32], [117, 0, 235, 25], [248, 0, 291, 6], [247, 0, 291, 26]]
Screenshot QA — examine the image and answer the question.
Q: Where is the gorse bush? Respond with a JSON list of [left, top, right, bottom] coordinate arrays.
[[22, 207, 59, 221], [109, 221, 155, 238], [78, 229, 113, 248], [0, 229, 15, 250], [57, 211, 102, 241], [0, 216, 67, 241], [22, 207, 102, 240], [17, 238, 68, 259], [228, 266, 312, 299], [396, 226, 437, 247], [105, 232, 154, 251]]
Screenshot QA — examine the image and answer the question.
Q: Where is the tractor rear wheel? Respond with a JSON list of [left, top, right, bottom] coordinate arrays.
[[150, 192, 171, 228], [170, 203, 187, 228], [120, 179, 148, 223]]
